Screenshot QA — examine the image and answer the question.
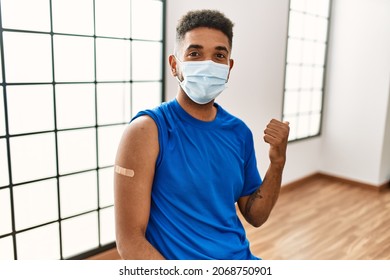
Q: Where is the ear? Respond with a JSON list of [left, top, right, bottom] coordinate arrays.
[[168, 55, 177, 77], [227, 58, 234, 80]]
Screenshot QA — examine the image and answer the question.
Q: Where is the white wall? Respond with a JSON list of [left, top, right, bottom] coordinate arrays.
[[320, 0, 390, 186], [165, 0, 390, 186]]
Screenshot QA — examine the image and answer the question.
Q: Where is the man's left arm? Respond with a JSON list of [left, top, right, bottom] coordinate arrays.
[[237, 119, 290, 227]]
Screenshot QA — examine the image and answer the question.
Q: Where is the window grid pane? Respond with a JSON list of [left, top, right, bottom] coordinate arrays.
[[59, 171, 97, 218], [0, 236, 14, 260], [7, 85, 54, 135], [0, 139, 9, 187], [52, 0, 94, 36], [0, 188, 12, 235], [13, 179, 58, 231], [283, 0, 331, 141], [10, 133, 57, 184], [96, 38, 131, 82], [0, 0, 164, 259], [16, 223, 60, 260], [61, 212, 99, 259], [55, 84, 96, 130], [3, 32, 52, 83], [57, 128, 97, 175], [1, 0, 51, 32]]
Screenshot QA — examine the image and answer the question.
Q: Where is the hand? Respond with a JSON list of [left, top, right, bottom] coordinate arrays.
[[263, 119, 290, 167]]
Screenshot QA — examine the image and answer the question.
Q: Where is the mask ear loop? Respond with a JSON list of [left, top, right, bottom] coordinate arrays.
[[174, 56, 184, 83], [176, 76, 183, 84]]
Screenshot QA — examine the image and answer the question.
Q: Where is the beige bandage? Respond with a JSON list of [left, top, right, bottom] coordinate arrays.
[[115, 165, 135, 178]]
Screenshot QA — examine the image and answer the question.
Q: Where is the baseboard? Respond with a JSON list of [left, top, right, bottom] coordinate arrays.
[[379, 180, 390, 191], [282, 172, 390, 193], [281, 173, 319, 193], [317, 173, 389, 192]]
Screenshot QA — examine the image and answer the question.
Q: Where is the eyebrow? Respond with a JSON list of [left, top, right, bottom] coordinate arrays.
[[215, 46, 229, 53], [186, 44, 203, 51], [186, 44, 229, 53]]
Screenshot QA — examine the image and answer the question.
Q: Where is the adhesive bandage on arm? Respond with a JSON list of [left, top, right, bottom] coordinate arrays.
[[115, 165, 135, 178]]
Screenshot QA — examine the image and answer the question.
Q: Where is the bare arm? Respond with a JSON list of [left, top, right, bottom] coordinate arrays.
[[238, 119, 289, 227], [114, 116, 165, 259]]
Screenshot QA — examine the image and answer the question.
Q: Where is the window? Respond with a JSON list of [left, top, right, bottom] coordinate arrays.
[[0, 0, 164, 260], [282, 0, 331, 141]]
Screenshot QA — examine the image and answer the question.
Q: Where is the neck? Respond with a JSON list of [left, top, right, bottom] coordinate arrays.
[[176, 90, 217, 122]]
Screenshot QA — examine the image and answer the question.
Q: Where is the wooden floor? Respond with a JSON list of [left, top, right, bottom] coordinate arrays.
[[90, 176, 390, 260], [242, 176, 390, 260]]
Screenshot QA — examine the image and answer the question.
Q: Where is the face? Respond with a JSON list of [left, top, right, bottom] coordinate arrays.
[[169, 27, 234, 80]]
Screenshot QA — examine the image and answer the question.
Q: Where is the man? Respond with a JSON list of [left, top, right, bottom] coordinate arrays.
[[114, 9, 289, 260]]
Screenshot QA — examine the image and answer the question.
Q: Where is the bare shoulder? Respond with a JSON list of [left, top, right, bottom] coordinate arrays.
[[116, 115, 159, 165], [122, 115, 158, 142]]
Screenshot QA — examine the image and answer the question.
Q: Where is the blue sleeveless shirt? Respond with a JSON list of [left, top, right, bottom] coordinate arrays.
[[132, 99, 262, 260]]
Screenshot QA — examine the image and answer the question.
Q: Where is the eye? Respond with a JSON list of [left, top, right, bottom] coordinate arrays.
[[188, 51, 200, 57], [216, 53, 226, 59]]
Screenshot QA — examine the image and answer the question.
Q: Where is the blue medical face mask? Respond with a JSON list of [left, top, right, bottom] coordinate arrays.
[[175, 58, 230, 104]]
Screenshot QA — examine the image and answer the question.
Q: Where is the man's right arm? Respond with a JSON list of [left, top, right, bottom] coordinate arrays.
[[114, 115, 165, 259]]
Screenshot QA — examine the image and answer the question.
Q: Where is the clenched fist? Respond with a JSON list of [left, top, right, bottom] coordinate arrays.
[[263, 119, 290, 166]]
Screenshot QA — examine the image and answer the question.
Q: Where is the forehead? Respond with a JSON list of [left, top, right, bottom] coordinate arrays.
[[180, 27, 230, 51]]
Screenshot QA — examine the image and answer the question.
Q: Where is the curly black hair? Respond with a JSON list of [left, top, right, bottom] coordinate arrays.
[[176, 9, 234, 49]]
